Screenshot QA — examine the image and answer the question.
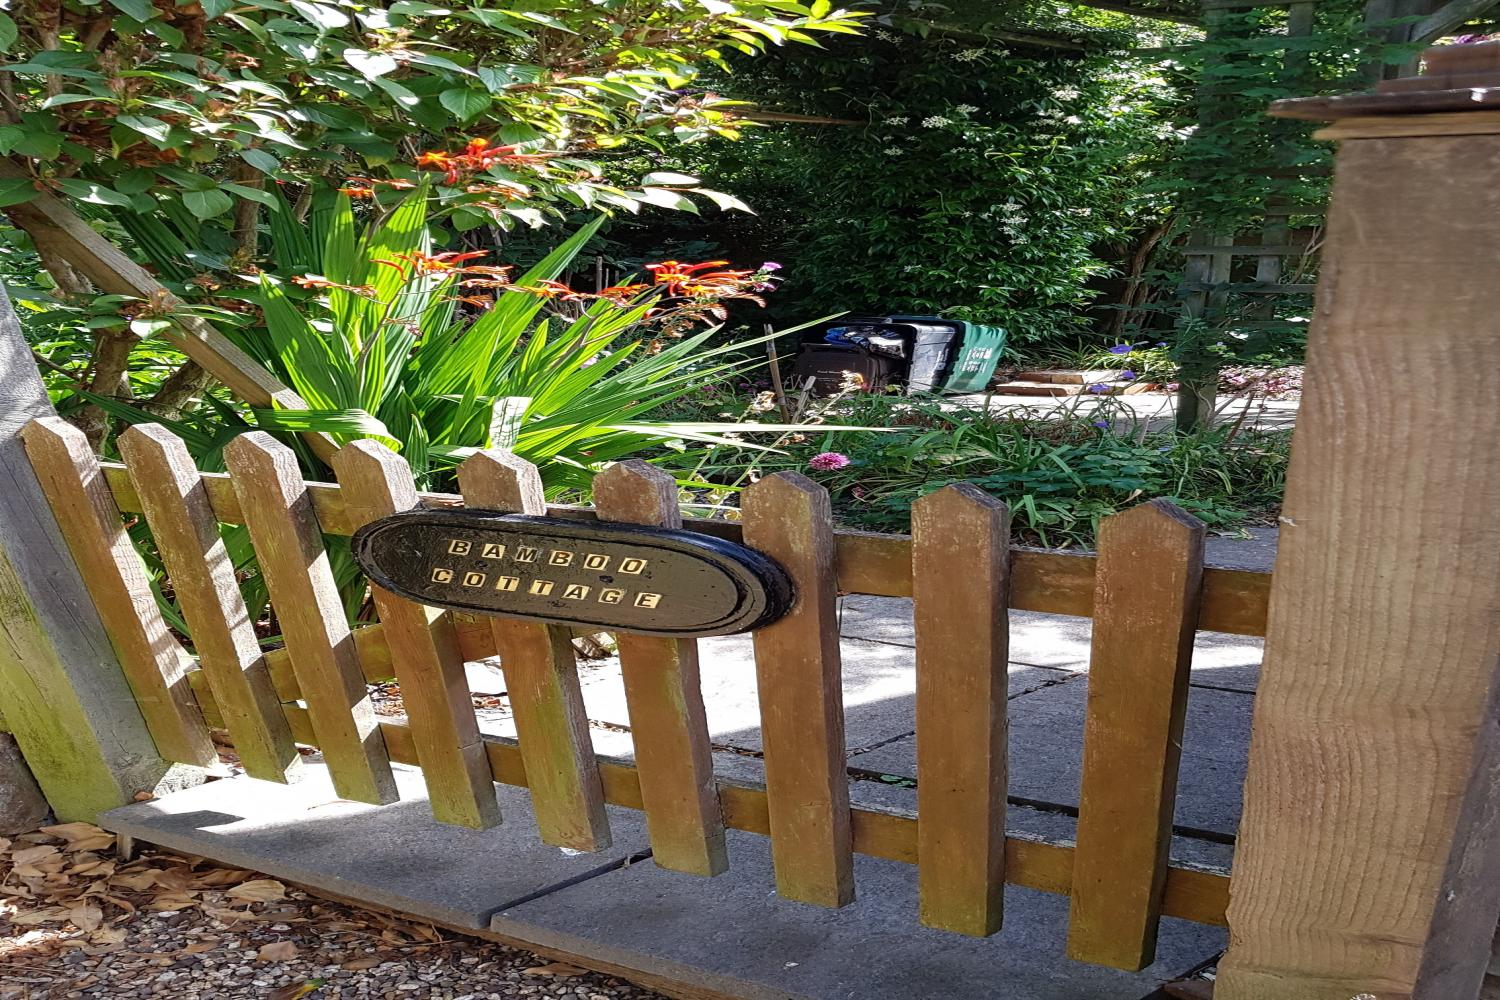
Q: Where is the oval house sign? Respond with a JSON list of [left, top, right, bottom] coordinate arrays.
[[352, 510, 794, 638]]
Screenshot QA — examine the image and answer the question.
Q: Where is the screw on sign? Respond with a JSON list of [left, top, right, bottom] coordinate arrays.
[[352, 510, 795, 638]]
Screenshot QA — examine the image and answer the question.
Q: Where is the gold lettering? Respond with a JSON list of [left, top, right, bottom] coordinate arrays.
[[480, 542, 506, 559], [495, 575, 520, 592], [529, 579, 555, 596], [598, 588, 625, 605], [549, 550, 574, 567], [634, 592, 662, 609], [619, 557, 647, 575], [431, 567, 454, 584], [447, 539, 471, 555], [583, 553, 610, 570], [462, 571, 486, 588], [562, 583, 591, 600], [515, 546, 539, 563]]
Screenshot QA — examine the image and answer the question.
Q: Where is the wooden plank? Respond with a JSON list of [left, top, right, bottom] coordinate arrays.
[[1414, 0, 1500, 44], [99, 464, 1273, 636], [591, 461, 726, 875], [0, 295, 177, 823], [912, 484, 1010, 937], [456, 450, 609, 851], [743, 472, 854, 907], [593, 460, 727, 877], [1217, 129, 1500, 1000], [222, 432, 396, 805], [262, 694, 1232, 924], [116, 424, 299, 783], [18, 417, 216, 768], [332, 441, 498, 828], [1067, 500, 1205, 971]]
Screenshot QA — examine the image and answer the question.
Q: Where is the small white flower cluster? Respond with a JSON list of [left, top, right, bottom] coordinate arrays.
[[921, 115, 952, 128], [884, 147, 906, 156], [952, 103, 979, 115], [998, 200, 1030, 243], [953, 48, 986, 62], [884, 115, 909, 125], [1051, 86, 1082, 101], [874, 29, 899, 42]]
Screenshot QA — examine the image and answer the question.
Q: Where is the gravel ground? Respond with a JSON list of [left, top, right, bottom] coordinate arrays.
[[0, 821, 666, 1000]]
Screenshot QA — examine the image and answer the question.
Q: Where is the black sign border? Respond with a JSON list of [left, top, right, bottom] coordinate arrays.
[[351, 509, 796, 638]]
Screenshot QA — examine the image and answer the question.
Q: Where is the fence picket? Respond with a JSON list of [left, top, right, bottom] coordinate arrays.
[[332, 441, 499, 828], [593, 460, 727, 876], [117, 424, 300, 783], [456, 451, 610, 851], [743, 472, 854, 907], [1067, 499, 1205, 970], [912, 484, 1010, 936], [19, 417, 217, 768], [223, 432, 397, 805]]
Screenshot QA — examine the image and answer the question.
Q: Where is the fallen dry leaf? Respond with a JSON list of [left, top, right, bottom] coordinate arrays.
[[257, 940, 299, 962], [42, 823, 116, 853], [11, 844, 60, 866], [340, 957, 381, 971], [90, 927, 127, 946], [227, 878, 286, 903], [180, 940, 218, 955], [69, 901, 104, 932], [109, 868, 161, 891], [10, 906, 69, 925], [523, 962, 585, 978]]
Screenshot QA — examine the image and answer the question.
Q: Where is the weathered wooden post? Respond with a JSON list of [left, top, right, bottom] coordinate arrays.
[[0, 286, 181, 821], [1217, 43, 1500, 1000]]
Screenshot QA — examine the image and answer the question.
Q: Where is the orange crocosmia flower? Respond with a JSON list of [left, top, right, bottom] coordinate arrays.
[[392, 250, 489, 274], [597, 283, 651, 302], [292, 275, 379, 299], [338, 185, 375, 199], [512, 280, 574, 299]]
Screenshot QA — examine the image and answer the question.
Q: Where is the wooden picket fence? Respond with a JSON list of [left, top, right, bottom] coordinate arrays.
[[17, 415, 1272, 973]]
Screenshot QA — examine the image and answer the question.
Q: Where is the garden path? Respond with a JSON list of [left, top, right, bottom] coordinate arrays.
[[950, 390, 1300, 432]]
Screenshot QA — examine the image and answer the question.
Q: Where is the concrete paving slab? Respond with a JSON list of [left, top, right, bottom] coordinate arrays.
[[98, 763, 652, 930], [492, 827, 1227, 1000], [558, 635, 1076, 756], [839, 596, 1264, 691], [854, 676, 1254, 837]]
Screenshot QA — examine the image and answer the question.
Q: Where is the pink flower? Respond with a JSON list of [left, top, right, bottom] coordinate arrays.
[[808, 452, 851, 471]]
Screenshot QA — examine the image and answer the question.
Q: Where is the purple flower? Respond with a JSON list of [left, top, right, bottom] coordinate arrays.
[[1087, 383, 1111, 394], [1155, 341, 1168, 348], [760, 261, 783, 271], [808, 451, 851, 472], [1120, 370, 1136, 380], [1092, 419, 1110, 429], [1108, 344, 1133, 355]]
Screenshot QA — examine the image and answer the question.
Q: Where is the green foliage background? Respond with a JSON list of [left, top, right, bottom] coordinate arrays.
[[603, 8, 1193, 348]]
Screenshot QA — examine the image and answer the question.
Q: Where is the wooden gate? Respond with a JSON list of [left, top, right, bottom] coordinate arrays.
[[16, 415, 1272, 973]]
